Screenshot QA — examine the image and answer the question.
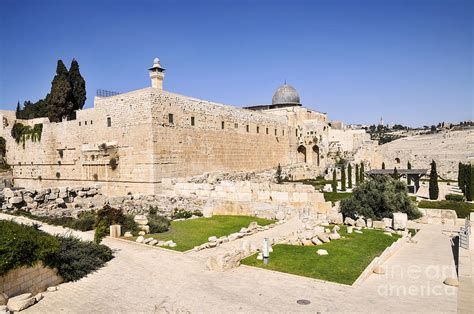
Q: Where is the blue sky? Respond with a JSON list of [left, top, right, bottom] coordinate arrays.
[[0, 0, 472, 126]]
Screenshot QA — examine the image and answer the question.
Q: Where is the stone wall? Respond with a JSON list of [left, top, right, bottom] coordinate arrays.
[[0, 88, 290, 196], [0, 262, 62, 298]]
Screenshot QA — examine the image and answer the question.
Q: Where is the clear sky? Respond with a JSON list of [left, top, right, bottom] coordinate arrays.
[[0, 0, 472, 127]]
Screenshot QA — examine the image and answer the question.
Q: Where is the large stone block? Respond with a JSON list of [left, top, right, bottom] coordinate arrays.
[[392, 212, 407, 230]]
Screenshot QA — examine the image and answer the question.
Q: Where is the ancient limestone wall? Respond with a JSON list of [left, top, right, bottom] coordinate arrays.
[[0, 262, 62, 298], [0, 88, 291, 196]]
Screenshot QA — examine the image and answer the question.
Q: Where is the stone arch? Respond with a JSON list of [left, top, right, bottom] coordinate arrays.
[[297, 145, 307, 163], [395, 157, 400, 164], [312, 145, 320, 166]]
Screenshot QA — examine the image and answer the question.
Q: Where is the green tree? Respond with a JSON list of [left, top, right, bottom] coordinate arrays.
[[458, 162, 463, 191], [392, 167, 399, 180], [382, 162, 385, 169], [46, 60, 74, 122], [360, 163, 365, 183], [355, 164, 359, 185], [275, 163, 283, 184], [15, 102, 22, 119], [407, 161, 412, 185], [340, 176, 421, 220], [68, 59, 86, 112], [347, 163, 352, 189], [429, 160, 439, 200], [341, 165, 346, 191], [332, 169, 337, 193], [465, 164, 473, 202]]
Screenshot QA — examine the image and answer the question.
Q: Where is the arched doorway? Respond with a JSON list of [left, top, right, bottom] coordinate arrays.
[[297, 145, 307, 163], [312, 145, 320, 166]]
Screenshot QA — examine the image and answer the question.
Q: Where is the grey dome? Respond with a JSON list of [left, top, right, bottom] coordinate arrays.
[[271, 84, 300, 105]]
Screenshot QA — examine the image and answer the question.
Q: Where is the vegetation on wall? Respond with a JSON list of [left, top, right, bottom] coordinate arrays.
[[109, 157, 118, 171], [340, 176, 421, 220], [0, 136, 6, 157], [16, 59, 86, 122], [10, 122, 43, 148]]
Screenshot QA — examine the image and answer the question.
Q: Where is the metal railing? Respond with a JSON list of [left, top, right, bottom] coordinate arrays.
[[96, 89, 121, 97]]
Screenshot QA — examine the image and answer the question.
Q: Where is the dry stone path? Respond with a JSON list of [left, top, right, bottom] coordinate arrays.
[[0, 214, 458, 313]]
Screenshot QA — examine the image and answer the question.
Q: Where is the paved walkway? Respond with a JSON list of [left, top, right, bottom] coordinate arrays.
[[1, 214, 458, 313]]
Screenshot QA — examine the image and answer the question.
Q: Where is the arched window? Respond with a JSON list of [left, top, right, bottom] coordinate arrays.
[[297, 145, 307, 163]]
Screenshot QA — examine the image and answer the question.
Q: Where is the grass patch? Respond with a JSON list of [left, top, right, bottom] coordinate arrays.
[[241, 226, 399, 285], [324, 192, 353, 204], [418, 200, 474, 218], [128, 215, 274, 252], [286, 178, 332, 191]]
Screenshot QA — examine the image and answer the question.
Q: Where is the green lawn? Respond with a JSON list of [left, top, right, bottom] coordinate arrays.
[[129, 215, 274, 252], [418, 200, 474, 218], [241, 226, 400, 285], [286, 178, 332, 191], [323, 192, 353, 204]]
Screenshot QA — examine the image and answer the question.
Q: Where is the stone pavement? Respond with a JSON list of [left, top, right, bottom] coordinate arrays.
[[0, 214, 459, 313]]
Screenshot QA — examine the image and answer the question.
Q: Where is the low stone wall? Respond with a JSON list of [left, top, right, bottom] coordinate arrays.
[[160, 179, 331, 219], [353, 236, 406, 286], [417, 208, 458, 225], [0, 262, 62, 298]]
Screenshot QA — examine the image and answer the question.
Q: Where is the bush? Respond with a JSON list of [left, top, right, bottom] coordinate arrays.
[[12, 210, 95, 231], [121, 215, 139, 236], [340, 176, 421, 220], [148, 215, 171, 233], [94, 205, 125, 243], [109, 157, 118, 170], [45, 236, 113, 282], [0, 220, 60, 276], [445, 194, 465, 202], [172, 208, 202, 219]]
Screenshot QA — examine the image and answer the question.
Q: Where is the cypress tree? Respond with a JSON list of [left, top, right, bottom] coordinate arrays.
[[382, 162, 385, 169], [275, 163, 283, 184], [458, 162, 463, 191], [467, 164, 473, 202], [68, 59, 86, 111], [348, 163, 352, 189], [15, 102, 22, 119], [332, 168, 337, 193], [46, 60, 74, 122], [392, 167, 399, 179], [355, 164, 359, 185], [407, 161, 412, 185], [429, 160, 439, 200], [341, 165, 346, 191], [360, 163, 365, 183]]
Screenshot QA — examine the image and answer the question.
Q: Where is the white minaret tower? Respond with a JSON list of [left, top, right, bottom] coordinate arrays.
[[149, 57, 165, 89]]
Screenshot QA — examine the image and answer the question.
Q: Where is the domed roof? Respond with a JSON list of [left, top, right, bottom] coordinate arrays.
[[271, 84, 300, 105]]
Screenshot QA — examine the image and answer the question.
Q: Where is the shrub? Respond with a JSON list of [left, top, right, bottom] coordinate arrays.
[[0, 220, 60, 275], [340, 176, 421, 220], [445, 194, 465, 202], [148, 215, 171, 233], [69, 211, 96, 231], [275, 163, 283, 184], [172, 208, 202, 219], [121, 215, 139, 236], [45, 236, 113, 282], [94, 205, 125, 243]]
